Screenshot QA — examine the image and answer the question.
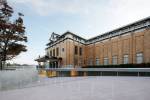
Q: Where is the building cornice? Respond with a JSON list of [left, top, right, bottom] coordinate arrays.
[[46, 37, 86, 50]]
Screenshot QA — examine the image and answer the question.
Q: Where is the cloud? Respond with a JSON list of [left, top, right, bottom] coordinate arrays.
[[9, 0, 150, 17], [82, 0, 150, 34], [8, 0, 150, 36], [9, 0, 101, 16]]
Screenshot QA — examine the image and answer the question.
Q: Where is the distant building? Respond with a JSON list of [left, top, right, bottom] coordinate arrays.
[[36, 17, 150, 68]]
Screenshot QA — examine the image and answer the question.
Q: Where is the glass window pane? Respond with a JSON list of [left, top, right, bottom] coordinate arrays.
[[136, 53, 143, 64], [75, 46, 78, 55], [79, 47, 82, 56], [123, 55, 129, 64], [95, 58, 99, 65], [56, 48, 59, 56], [90, 59, 93, 65], [104, 57, 109, 65], [112, 56, 117, 65]]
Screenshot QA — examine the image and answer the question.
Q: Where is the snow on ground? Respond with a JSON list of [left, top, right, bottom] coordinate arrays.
[[0, 76, 150, 100]]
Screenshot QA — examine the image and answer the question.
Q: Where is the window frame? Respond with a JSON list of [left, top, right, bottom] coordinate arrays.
[[79, 47, 82, 56], [74, 46, 78, 55], [104, 57, 109, 65], [56, 47, 59, 56], [136, 53, 143, 64], [95, 58, 100, 65], [62, 48, 64, 52], [123, 54, 129, 64], [112, 56, 118, 65], [53, 49, 55, 57]]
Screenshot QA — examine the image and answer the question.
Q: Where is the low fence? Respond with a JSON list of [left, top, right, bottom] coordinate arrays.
[[0, 67, 39, 91], [38, 68, 150, 77]]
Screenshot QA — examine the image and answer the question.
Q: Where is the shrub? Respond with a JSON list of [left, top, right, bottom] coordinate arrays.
[[83, 63, 150, 68]]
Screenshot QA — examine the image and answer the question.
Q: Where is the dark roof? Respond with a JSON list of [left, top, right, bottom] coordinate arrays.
[[46, 31, 86, 47], [35, 56, 61, 62], [35, 56, 49, 62], [59, 31, 86, 41]]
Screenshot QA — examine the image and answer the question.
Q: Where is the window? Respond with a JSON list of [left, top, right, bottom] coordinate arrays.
[[62, 48, 64, 52], [95, 58, 99, 65], [74, 58, 78, 65], [104, 57, 109, 65], [90, 59, 93, 65], [79, 47, 82, 56], [123, 55, 129, 64], [53, 49, 55, 57], [88, 58, 93, 65], [112, 56, 117, 65], [79, 58, 82, 66], [50, 50, 52, 56], [74, 46, 78, 55], [136, 53, 143, 64], [47, 52, 49, 57], [56, 47, 59, 56]]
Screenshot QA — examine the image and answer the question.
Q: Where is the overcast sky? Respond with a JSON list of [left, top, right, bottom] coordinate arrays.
[[7, 0, 150, 65]]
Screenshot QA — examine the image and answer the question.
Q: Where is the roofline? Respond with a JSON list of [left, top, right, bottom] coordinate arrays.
[[88, 16, 150, 41], [46, 16, 150, 48], [59, 31, 87, 41], [46, 31, 87, 47]]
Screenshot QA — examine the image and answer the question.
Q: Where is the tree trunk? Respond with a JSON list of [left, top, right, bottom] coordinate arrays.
[[1, 40, 9, 70], [0, 60, 2, 70], [3, 50, 7, 70], [2, 61, 5, 70]]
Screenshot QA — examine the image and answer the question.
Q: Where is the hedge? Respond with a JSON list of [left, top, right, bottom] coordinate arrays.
[[82, 63, 150, 68]]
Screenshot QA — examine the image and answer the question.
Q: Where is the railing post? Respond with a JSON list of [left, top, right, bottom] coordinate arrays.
[[117, 72, 118, 76], [138, 72, 140, 77], [101, 72, 102, 76]]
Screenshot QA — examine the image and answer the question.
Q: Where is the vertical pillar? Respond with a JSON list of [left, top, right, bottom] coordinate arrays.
[[83, 71, 87, 76]]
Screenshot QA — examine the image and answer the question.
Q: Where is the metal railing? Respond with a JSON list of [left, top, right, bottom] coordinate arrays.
[[38, 68, 150, 77], [44, 68, 150, 72]]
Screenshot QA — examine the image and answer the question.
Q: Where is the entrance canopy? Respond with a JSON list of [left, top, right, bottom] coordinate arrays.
[[35, 55, 62, 62]]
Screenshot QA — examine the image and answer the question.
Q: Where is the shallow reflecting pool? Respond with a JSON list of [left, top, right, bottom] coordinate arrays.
[[0, 76, 150, 100]]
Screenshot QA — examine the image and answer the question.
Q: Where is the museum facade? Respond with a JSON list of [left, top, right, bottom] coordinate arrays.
[[36, 17, 150, 68]]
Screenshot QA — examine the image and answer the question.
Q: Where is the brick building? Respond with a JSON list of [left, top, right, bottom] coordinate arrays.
[[36, 17, 150, 68]]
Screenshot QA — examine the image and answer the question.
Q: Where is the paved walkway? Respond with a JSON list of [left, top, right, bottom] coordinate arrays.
[[0, 76, 150, 100]]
